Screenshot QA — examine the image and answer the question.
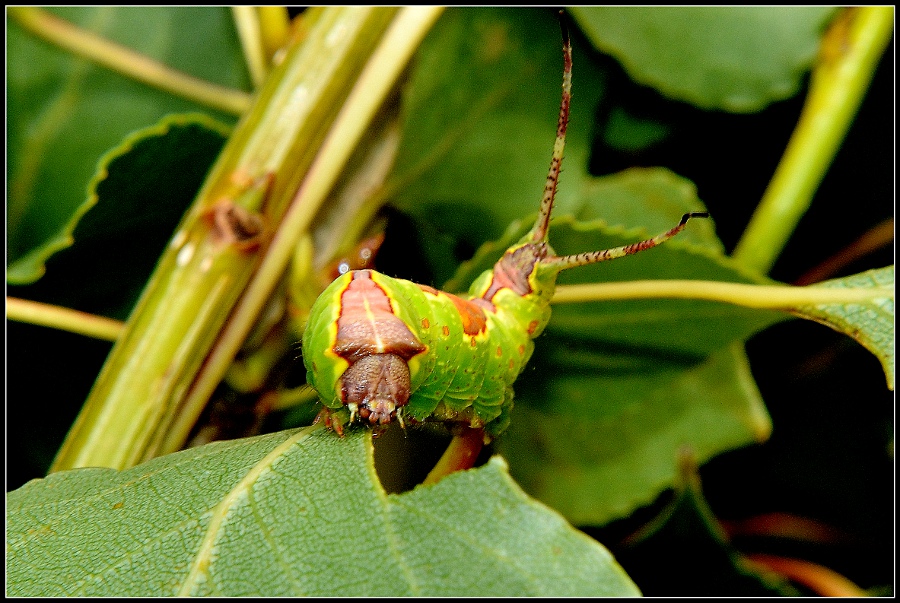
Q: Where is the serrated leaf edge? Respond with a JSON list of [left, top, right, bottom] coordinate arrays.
[[7, 112, 231, 285]]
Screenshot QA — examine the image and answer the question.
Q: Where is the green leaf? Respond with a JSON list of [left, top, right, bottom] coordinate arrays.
[[7, 427, 640, 597], [388, 8, 606, 284], [570, 7, 837, 112], [8, 7, 247, 282], [8, 115, 228, 318], [793, 266, 894, 390], [500, 344, 771, 526]]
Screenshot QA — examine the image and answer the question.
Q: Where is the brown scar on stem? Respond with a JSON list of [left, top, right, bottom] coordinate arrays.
[[204, 172, 273, 250], [206, 200, 265, 248]]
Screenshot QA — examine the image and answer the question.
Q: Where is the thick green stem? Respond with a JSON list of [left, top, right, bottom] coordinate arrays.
[[732, 7, 893, 274]]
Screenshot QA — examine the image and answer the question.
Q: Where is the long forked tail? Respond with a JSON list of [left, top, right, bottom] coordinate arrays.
[[529, 13, 572, 244], [542, 212, 710, 271]]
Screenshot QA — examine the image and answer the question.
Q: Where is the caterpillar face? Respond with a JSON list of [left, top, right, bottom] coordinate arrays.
[[339, 352, 411, 425]]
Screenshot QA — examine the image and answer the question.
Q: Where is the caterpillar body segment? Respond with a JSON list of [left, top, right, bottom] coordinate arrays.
[[301, 19, 708, 438]]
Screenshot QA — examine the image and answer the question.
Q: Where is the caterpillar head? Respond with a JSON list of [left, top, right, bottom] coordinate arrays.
[[339, 353, 411, 425]]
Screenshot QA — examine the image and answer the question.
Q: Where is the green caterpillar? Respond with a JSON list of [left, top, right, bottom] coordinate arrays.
[[302, 21, 707, 438]]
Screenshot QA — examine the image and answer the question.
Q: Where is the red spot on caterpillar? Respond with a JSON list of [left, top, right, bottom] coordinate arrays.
[[496, 345, 503, 357], [527, 320, 539, 336], [334, 271, 425, 362], [442, 325, 450, 337], [518, 344, 525, 356], [508, 359, 514, 370], [421, 318, 430, 329], [470, 337, 477, 347]]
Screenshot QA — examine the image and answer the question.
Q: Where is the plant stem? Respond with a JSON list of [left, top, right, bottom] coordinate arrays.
[[423, 426, 485, 486], [257, 7, 291, 61], [232, 6, 268, 88], [732, 7, 893, 274], [743, 554, 866, 597], [6, 297, 125, 341], [552, 279, 893, 309], [793, 218, 894, 286], [8, 7, 253, 115]]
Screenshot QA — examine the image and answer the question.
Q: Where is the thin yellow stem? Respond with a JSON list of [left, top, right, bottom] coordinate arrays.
[[733, 7, 894, 273], [257, 7, 291, 61], [232, 6, 268, 87], [9, 7, 252, 115], [552, 280, 893, 309], [7, 297, 125, 341]]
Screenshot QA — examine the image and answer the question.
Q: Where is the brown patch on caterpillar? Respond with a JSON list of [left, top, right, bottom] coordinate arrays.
[[451, 296, 488, 336], [334, 270, 425, 363], [339, 353, 411, 425], [480, 243, 549, 303], [416, 283, 488, 336]]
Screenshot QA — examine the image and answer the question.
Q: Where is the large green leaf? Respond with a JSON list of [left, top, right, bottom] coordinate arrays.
[[570, 7, 837, 112], [7, 7, 248, 283], [793, 266, 894, 389], [502, 344, 770, 526], [8, 115, 228, 318], [7, 427, 639, 597]]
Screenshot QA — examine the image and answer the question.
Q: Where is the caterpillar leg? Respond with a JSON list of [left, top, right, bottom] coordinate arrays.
[[482, 387, 515, 441], [314, 405, 351, 437]]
